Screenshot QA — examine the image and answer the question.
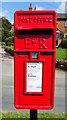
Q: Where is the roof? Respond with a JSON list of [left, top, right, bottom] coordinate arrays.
[[57, 13, 67, 19]]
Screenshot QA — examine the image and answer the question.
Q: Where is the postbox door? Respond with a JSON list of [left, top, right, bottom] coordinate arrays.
[[14, 51, 55, 109]]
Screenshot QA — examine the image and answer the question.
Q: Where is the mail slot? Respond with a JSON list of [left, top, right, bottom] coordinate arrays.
[[14, 10, 56, 109]]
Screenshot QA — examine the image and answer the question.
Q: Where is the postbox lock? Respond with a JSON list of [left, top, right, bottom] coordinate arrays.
[[32, 52, 38, 59]]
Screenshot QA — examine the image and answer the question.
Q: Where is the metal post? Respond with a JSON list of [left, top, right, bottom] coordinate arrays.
[[30, 109, 37, 120]]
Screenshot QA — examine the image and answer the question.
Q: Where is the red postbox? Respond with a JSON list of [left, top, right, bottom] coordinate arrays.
[[14, 10, 56, 109]]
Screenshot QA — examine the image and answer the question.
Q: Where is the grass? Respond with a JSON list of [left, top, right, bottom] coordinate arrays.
[[1, 112, 29, 119], [56, 48, 67, 59], [38, 112, 65, 118], [0, 112, 66, 119]]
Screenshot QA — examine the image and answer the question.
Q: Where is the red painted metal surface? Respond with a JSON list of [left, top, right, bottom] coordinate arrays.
[[14, 10, 56, 109]]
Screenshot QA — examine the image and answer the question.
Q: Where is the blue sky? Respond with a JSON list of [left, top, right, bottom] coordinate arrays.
[[0, 2, 66, 23]]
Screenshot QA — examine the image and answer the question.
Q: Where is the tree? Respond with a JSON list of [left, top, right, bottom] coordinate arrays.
[[2, 17, 12, 31], [2, 29, 10, 42], [0, 28, 2, 42], [34, 6, 36, 10], [0, 17, 13, 42], [5, 36, 14, 46]]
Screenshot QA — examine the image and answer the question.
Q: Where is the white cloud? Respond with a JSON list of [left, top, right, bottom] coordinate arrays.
[[10, 21, 14, 24], [56, 2, 65, 13], [36, 5, 45, 10], [0, 10, 8, 17], [0, 12, 2, 17], [65, 1, 67, 13]]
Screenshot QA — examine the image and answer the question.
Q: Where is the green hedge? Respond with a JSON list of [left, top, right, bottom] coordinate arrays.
[[0, 42, 5, 46], [61, 38, 67, 48], [56, 48, 67, 59]]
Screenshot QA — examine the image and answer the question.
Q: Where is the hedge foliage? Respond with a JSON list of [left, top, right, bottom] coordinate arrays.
[[61, 38, 67, 48]]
